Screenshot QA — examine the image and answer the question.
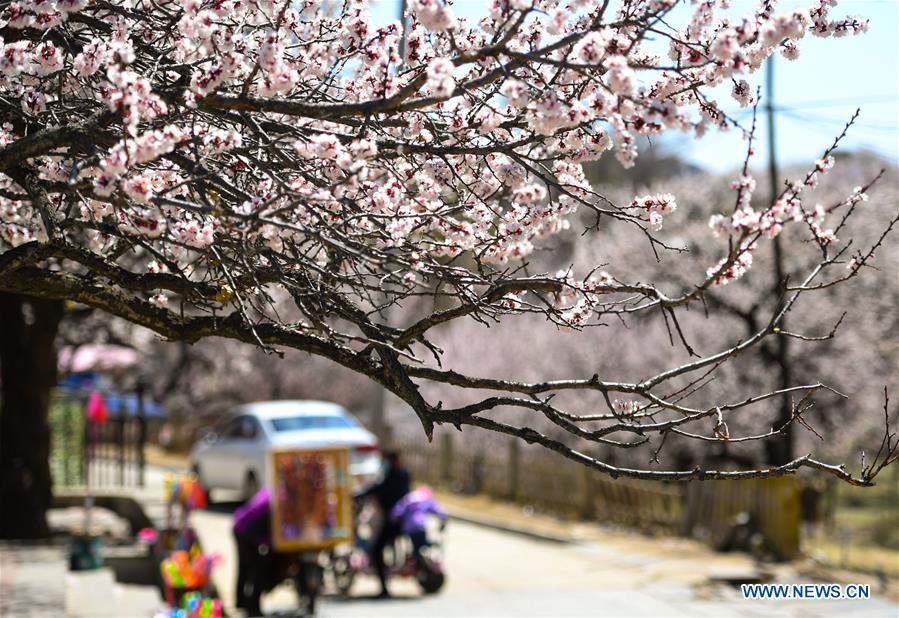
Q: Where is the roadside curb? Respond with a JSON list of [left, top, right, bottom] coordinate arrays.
[[445, 509, 575, 545]]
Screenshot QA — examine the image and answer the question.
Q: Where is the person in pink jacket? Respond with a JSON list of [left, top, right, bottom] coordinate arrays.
[[389, 485, 447, 568], [233, 487, 271, 616]]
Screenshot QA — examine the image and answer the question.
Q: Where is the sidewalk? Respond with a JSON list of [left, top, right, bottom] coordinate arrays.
[[0, 540, 67, 618], [0, 538, 161, 618]]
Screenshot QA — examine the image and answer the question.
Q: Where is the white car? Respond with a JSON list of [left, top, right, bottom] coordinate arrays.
[[190, 400, 381, 499]]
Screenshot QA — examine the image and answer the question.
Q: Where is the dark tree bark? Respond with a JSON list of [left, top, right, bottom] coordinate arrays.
[[0, 293, 64, 539]]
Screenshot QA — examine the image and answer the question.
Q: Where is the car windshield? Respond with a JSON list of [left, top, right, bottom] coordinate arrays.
[[269, 414, 357, 432]]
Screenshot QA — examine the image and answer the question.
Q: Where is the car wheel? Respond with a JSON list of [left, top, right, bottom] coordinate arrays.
[[243, 470, 260, 501]]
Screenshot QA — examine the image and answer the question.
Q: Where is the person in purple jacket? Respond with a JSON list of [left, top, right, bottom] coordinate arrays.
[[389, 485, 447, 568], [233, 486, 272, 616]]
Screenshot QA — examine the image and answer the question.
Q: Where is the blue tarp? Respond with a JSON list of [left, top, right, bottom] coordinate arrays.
[[59, 372, 167, 418], [103, 392, 166, 418]]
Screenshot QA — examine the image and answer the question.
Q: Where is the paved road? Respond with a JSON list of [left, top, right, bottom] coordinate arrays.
[[189, 502, 897, 617], [132, 465, 897, 618]]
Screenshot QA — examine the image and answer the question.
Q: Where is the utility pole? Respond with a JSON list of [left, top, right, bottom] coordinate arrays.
[[764, 56, 794, 466], [369, 0, 409, 444], [398, 0, 409, 59]]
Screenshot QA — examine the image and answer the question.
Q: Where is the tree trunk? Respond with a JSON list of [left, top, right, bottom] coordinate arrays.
[[0, 293, 64, 539]]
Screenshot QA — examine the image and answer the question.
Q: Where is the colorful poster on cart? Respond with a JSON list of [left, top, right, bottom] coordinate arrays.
[[269, 447, 353, 552]]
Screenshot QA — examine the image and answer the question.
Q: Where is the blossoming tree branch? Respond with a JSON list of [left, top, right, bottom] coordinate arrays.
[[1, 0, 896, 485]]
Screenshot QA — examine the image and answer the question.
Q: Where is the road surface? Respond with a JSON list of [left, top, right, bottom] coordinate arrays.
[[180, 487, 896, 617]]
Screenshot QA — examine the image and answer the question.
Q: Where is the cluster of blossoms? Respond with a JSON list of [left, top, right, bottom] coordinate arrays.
[[171, 218, 216, 249], [552, 270, 617, 327], [612, 399, 641, 416], [525, 91, 591, 137], [96, 128, 187, 198], [705, 154, 850, 284], [149, 291, 169, 308], [6, 0, 89, 29], [706, 239, 758, 285], [573, 31, 610, 64], [0, 0, 872, 325], [805, 155, 836, 188], [670, 0, 866, 108], [425, 57, 455, 98], [731, 79, 754, 107], [408, 0, 457, 32], [101, 66, 169, 134], [0, 194, 43, 246], [629, 193, 678, 230]]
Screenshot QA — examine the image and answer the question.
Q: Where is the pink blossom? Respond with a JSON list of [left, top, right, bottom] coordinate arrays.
[[0, 0, 879, 342], [33, 42, 64, 76], [513, 184, 547, 204], [408, 0, 457, 32], [630, 193, 677, 230], [295, 134, 345, 160], [122, 176, 155, 204], [781, 40, 801, 60], [731, 79, 754, 107], [426, 57, 455, 98], [20, 90, 47, 114], [573, 31, 607, 65], [547, 10, 567, 36], [150, 292, 169, 308], [500, 79, 528, 107], [351, 139, 378, 159], [606, 56, 636, 96]]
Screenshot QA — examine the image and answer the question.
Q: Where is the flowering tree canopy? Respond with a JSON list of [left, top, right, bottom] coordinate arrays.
[[1, 0, 896, 485]]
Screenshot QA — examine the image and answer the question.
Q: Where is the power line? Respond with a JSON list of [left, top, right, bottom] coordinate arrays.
[[779, 109, 899, 132], [773, 94, 897, 110]]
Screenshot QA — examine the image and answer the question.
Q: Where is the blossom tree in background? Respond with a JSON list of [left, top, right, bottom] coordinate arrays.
[[1, 0, 898, 534], [417, 153, 897, 473]]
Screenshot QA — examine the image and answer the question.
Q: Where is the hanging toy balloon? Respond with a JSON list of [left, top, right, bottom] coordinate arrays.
[[86, 391, 109, 424]]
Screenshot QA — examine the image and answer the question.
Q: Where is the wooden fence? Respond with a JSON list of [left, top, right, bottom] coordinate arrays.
[[393, 428, 800, 559], [683, 476, 801, 559]]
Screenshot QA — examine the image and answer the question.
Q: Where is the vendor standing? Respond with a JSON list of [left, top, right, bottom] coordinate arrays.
[[356, 451, 411, 597], [233, 487, 272, 616]]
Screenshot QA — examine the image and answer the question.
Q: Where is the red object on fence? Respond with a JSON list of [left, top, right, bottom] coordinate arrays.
[[86, 391, 109, 424]]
